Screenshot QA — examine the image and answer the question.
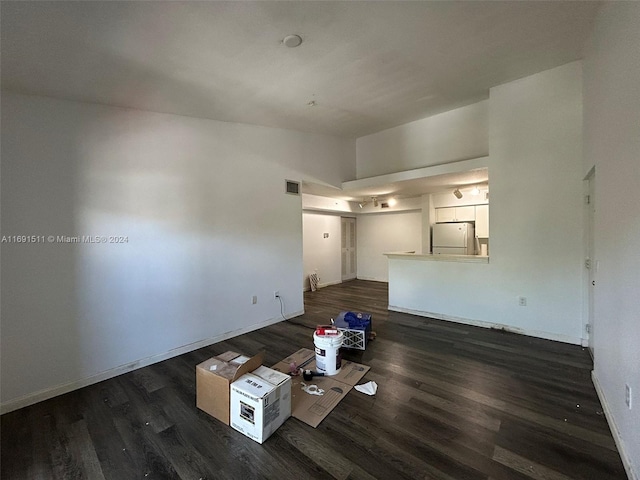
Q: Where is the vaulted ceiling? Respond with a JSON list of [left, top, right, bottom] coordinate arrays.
[[2, 1, 600, 139]]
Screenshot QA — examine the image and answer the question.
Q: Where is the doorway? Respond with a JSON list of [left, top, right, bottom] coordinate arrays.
[[341, 217, 357, 281]]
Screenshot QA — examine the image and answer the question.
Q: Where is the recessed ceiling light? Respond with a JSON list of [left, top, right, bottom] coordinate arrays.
[[283, 34, 303, 48]]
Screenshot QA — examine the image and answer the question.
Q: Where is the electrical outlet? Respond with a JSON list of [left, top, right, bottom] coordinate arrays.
[[518, 296, 527, 306], [251, 295, 257, 305], [274, 291, 280, 299], [626, 384, 632, 409]]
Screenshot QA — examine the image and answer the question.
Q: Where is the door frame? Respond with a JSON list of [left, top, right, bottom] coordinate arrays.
[[584, 168, 596, 356]]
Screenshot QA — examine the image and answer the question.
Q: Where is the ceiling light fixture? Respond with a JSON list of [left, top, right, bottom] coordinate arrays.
[[453, 189, 463, 199], [282, 34, 303, 48], [387, 198, 397, 207], [372, 196, 379, 207], [470, 186, 480, 196], [358, 199, 368, 209]]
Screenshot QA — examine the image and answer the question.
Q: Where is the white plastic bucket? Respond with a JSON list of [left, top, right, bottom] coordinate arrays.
[[313, 330, 343, 375]]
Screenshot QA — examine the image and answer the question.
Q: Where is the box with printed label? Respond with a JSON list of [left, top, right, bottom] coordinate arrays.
[[230, 366, 291, 444], [196, 351, 264, 425]]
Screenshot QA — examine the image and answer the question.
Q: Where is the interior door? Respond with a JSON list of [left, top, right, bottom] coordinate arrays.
[[341, 217, 356, 281], [587, 172, 596, 357]]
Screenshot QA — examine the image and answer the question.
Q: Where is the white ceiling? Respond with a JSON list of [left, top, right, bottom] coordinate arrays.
[[2, 1, 600, 139], [1, 1, 600, 199]]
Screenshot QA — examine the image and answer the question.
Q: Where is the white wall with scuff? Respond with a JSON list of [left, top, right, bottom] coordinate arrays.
[[583, 2, 640, 477], [0, 93, 354, 412], [387, 62, 585, 344]]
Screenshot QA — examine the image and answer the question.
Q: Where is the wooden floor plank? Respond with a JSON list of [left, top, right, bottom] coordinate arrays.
[[0, 280, 627, 479]]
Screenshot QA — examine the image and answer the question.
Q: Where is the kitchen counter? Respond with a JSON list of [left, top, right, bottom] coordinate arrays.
[[384, 251, 489, 264]]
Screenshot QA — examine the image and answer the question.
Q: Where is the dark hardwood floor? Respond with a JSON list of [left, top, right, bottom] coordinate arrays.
[[1, 280, 627, 479]]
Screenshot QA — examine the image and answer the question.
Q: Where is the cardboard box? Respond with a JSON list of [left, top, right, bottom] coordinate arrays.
[[271, 348, 370, 428], [230, 366, 291, 443], [196, 351, 264, 425]]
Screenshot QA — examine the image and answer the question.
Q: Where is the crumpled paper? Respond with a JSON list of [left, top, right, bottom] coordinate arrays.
[[354, 381, 378, 395]]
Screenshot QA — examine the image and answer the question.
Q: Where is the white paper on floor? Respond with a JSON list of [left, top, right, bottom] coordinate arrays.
[[354, 381, 378, 395]]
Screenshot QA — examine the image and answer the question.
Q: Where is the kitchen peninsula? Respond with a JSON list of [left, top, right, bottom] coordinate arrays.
[[384, 251, 489, 264], [384, 250, 491, 337]]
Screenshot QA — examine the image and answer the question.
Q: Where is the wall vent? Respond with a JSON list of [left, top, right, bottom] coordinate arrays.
[[285, 180, 300, 195]]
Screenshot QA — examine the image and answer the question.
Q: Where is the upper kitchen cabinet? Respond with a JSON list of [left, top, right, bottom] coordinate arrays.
[[435, 206, 476, 223]]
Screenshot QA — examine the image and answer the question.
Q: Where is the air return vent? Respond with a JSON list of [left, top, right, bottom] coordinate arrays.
[[285, 180, 300, 195]]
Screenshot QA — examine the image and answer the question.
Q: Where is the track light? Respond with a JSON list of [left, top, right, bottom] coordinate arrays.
[[372, 196, 378, 207], [453, 189, 463, 199], [470, 186, 480, 196], [358, 200, 368, 208]]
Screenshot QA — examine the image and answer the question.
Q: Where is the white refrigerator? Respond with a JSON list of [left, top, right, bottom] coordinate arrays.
[[432, 222, 475, 255]]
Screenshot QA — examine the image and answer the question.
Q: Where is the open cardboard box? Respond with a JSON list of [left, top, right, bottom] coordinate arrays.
[[271, 348, 370, 428], [196, 351, 264, 425]]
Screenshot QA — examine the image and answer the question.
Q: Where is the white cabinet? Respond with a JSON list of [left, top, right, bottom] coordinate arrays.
[[436, 207, 456, 223], [436, 206, 476, 223], [456, 206, 476, 221], [475, 205, 489, 237]]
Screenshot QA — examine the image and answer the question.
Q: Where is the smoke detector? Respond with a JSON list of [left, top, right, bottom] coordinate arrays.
[[283, 34, 303, 48]]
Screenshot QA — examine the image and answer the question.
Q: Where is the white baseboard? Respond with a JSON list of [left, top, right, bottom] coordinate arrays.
[[355, 275, 387, 282], [0, 312, 302, 415], [303, 279, 342, 291], [592, 371, 637, 480], [388, 305, 582, 345]]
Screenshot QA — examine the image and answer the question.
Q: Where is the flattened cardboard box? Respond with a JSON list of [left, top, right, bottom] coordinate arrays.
[[230, 366, 291, 444], [271, 348, 370, 428], [196, 351, 264, 425]]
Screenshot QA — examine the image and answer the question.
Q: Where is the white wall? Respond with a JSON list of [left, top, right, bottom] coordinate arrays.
[[0, 93, 354, 412], [357, 211, 422, 282], [302, 212, 344, 289], [583, 3, 640, 477], [301, 193, 355, 213], [387, 62, 585, 344], [356, 100, 488, 178]]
